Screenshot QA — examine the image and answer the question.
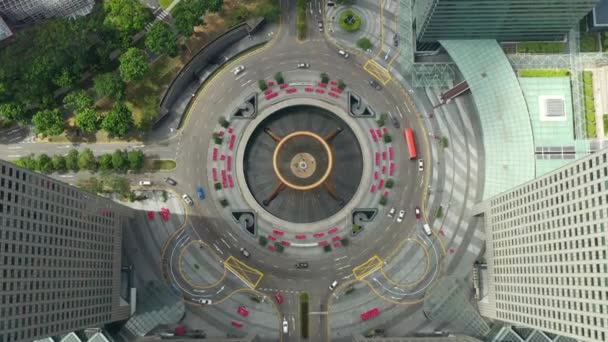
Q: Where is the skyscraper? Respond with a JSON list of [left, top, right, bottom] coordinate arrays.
[[423, 276, 491, 339], [473, 149, 608, 341], [414, 0, 600, 42], [0, 16, 11, 41], [0, 160, 132, 342], [0, 0, 94, 24]]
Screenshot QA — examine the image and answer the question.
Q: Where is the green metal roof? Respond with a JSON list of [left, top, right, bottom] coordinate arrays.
[[440, 40, 536, 199]]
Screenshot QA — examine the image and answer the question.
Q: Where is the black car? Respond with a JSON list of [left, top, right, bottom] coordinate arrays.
[[165, 177, 177, 186], [295, 262, 309, 269], [391, 116, 400, 129], [369, 80, 382, 90]]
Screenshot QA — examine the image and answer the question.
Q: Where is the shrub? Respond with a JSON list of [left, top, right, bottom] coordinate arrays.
[[604, 115, 608, 134], [383, 134, 392, 143], [352, 224, 362, 235], [274, 242, 284, 253], [385, 179, 394, 189], [214, 182, 222, 190], [379, 195, 388, 206], [518, 69, 570, 77], [377, 112, 388, 127], [340, 237, 349, 246], [161, 190, 168, 202], [299, 292, 309, 338], [516, 42, 565, 53], [320, 72, 329, 84], [219, 198, 229, 207], [274, 72, 284, 84], [218, 116, 230, 128], [338, 9, 362, 32], [212, 132, 223, 145], [337, 79, 346, 90], [345, 286, 355, 295], [441, 136, 449, 148], [356, 37, 372, 50], [259, 80, 268, 91], [323, 244, 332, 252], [436, 206, 443, 218], [259, 236, 268, 246], [250, 296, 261, 303]]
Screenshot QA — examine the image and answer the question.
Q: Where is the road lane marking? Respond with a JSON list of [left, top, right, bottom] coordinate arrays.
[[336, 264, 351, 271], [7, 146, 22, 149], [213, 243, 224, 255]]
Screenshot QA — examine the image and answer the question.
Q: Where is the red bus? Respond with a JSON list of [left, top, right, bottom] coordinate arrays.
[[403, 128, 417, 159]]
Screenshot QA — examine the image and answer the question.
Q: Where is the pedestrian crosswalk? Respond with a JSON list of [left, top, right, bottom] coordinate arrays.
[[145, 9, 171, 32]]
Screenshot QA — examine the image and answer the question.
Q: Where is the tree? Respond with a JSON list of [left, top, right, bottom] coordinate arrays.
[[112, 149, 128, 171], [320, 72, 329, 84], [208, 0, 223, 12], [255, 0, 280, 22], [66, 149, 79, 171], [103, 175, 131, 196], [103, 0, 152, 36], [14, 154, 37, 170], [36, 154, 53, 173], [51, 154, 66, 172], [145, 22, 178, 57], [78, 177, 104, 194], [63, 90, 93, 112], [274, 72, 284, 84], [0, 102, 27, 124], [74, 108, 99, 134], [32, 109, 64, 137], [356, 37, 372, 50], [118, 48, 149, 82], [98, 153, 113, 171], [78, 148, 97, 171], [102, 102, 134, 137], [172, 0, 207, 36], [93, 73, 125, 100], [127, 150, 145, 171]]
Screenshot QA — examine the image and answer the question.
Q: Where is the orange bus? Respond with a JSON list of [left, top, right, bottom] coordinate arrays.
[[403, 128, 416, 159]]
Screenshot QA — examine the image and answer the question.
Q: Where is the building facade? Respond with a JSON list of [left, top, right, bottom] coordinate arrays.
[[473, 149, 608, 341], [0, 160, 132, 342], [414, 0, 600, 42], [423, 276, 491, 339], [0, 0, 94, 24], [0, 15, 11, 41]]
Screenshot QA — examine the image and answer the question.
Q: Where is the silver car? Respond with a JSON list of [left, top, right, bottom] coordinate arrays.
[[397, 210, 405, 223], [197, 298, 212, 305], [232, 65, 245, 75], [182, 194, 193, 205], [297, 63, 310, 69]]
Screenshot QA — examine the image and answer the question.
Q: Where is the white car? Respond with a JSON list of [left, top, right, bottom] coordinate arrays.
[[232, 65, 245, 75], [197, 298, 212, 305], [297, 63, 310, 69], [388, 207, 396, 218], [418, 159, 424, 172], [240, 247, 250, 258], [329, 280, 338, 291], [338, 50, 349, 59], [182, 194, 193, 205], [139, 180, 152, 186], [397, 210, 405, 223], [282, 318, 288, 333]]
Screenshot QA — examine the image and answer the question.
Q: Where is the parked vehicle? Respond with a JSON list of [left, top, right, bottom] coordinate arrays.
[[297, 63, 310, 69], [165, 177, 177, 185], [295, 262, 309, 269], [139, 180, 152, 186], [391, 116, 400, 129], [388, 207, 396, 218], [329, 280, 338, 291]]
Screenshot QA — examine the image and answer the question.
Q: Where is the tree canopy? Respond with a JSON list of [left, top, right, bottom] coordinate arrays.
[[93, 72, 125, 100], [145, 22, 179, 57], [63, 90, 93, 112], [32, 109, 64, 137], [78, 148, 97, 171], [172, 0, 208, 36], [0, 102, 27, 124], [74, 107, 99, 134], [102, 102, 134, 137], [66, 149, 79, 171], [118, 48, 149, 82], [103, 0, 152, 37]]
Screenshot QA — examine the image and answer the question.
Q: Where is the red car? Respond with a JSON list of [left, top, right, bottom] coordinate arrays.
[[274, 293, 283, 304], [415, 207, 421, 219]]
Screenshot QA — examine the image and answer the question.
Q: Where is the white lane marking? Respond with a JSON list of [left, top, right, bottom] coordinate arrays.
[[396, 106, 403, 118], [241, 79, 252, 87], [7, 146, 22, 149], [235, 72, 248, 81], [213, 243, 224, 255], [216, 285, 225, 295], [8, 137, 21, 142], [334, 256, 347, 261], [59, 175, 74, 178], [193, 289, 206, 293], [336, 264, 351, 271], [227, 231, 237, 241], [342, 274, 353, 280], [220, 238, 230, 248]]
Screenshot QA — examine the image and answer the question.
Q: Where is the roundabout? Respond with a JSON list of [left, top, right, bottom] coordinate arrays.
[[158, 5, 448, 341]]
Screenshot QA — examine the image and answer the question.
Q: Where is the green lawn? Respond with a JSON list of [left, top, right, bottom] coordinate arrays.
[[159, 0, 174, 10], [516, 42, 566, 54], [299, 292, 309, 338], [518, 69, 571, 77], [145, 159, 177, 171], [125, 55, 182, 130]]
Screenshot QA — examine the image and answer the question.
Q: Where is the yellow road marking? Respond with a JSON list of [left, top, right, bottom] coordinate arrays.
[[364, 59, 392, 84], [159, 188, 190, 278], [433, 230, 447, 256], [352, 255, 383, 280], [224, 256, 264, 288], [177, 240, 227, 289], [381, 238, 430, 287], [387, 50, 400, 67]]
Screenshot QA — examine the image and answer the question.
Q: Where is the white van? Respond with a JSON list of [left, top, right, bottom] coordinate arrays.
[[423, 224, 432, 236], [139, 180, 152, 186]]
